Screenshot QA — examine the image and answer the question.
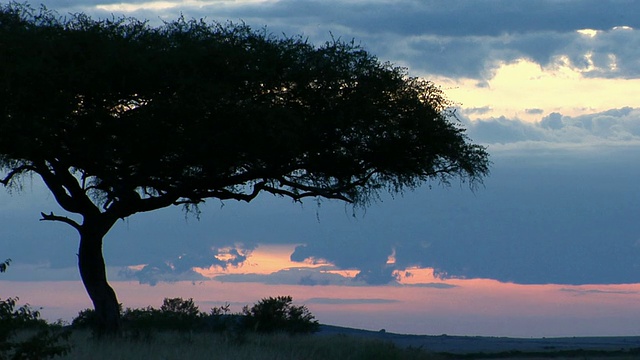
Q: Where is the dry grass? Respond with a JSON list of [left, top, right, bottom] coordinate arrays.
[[57, 330, 443, 360]]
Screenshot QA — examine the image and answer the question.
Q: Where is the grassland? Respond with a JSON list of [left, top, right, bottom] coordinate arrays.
[[55, 330, 443, 360], [47, 329, 640, 360], [11, 327, 640, 359]]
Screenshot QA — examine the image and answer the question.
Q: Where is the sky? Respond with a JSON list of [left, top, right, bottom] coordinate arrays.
[[2, 0, 640, 337]]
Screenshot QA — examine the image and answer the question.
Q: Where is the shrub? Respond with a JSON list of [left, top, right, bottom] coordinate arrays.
[[160, 297, 200, 317], [124, 298, 203, 332], [71, 296, 319, 336], [70, 308, 98, 329], [73, 298, 206, 333], [241, 296, 319, 334], [1, 259, 71, 359], [205, 303, 241, 333], [0, 296, 71, 359]]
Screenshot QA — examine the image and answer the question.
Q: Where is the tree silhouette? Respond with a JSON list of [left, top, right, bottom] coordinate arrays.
[[0, 3, 489, 333]]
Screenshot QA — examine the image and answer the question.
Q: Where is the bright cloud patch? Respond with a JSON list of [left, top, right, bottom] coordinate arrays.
[[438, 59, 640, 122]]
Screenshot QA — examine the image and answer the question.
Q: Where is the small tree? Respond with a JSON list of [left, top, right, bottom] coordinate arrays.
[[242, 296, 319, 334], [160, 297, 200, 318], [0, 3, 489, 332]]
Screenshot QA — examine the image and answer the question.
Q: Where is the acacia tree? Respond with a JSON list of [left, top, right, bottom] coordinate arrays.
[[0, 4, 489, 333]]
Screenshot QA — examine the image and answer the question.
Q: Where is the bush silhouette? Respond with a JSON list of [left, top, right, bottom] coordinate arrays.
[[241, 296, 319, 334], [73, 298, 203, 332], [1, 260, 71, 359], [71, 296, 318, 336]]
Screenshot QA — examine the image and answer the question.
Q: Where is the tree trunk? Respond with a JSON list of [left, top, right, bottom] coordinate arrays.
[[78, 215, 120, 334]]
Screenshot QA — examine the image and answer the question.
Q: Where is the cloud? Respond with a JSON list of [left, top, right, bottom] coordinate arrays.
[[35, 0, 640, 80], [291, 240, 402, 285], [463, 107, 493, 115], [213, 268, 361, 286], [211, 266, 459, 288], [118, 244, 254, 285], [525, 108, 544, 115], [463, 115, 546, 144], [41, 1, 640, 36], [462, 107, 640, 147], [118, 262, 207, 286], [560, 288, 640, 296]]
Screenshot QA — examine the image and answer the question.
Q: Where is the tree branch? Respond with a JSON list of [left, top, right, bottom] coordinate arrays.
[[0, 164, 34, 186], [274, 170, 377, 203], [105, 190, 182, 219], [50, 159, 101, 213], [174, 181, 268, 204], [33, 160, 100, 216], [33, 161, 84, 214], [40, 211, 81, 231], [262, 184, 352, 202]]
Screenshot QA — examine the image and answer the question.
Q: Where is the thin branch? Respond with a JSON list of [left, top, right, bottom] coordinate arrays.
[[0, 164, 34, 186], [40, 211, 81, 231], [174, 181, 268, 204], [262, 185, 352, 202], [275, 170, 377, 202]]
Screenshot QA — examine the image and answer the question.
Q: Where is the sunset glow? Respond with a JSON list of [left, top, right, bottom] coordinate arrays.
[[6, 243, 639, 337], [4, 277, 640, 337]]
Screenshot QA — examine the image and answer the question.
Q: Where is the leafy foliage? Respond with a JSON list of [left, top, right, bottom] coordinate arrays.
[[0, 260, 71, 359], [241, 296, 319, 334], [1, 2, 488, 218]]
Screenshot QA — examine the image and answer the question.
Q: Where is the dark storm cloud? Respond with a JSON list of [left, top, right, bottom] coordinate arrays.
[[553, 27, 640, 79], [33, 0, 640, 80], [37, 0, 640, 36], [395, 27, 640, 79], [291, 235, 401, 285], [118, 244, 254, 285], [118, 261, 207, 286], [190, 0, 640, 37]]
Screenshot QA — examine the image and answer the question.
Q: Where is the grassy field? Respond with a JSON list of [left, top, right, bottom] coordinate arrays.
[[12, 328, 640, 360], [55, 330, 443, 360]]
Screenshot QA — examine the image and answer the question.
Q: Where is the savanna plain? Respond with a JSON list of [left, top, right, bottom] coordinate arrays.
[[16, 327, 640, 360]]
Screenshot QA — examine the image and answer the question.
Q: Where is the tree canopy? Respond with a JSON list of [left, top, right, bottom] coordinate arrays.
[[1, 4, 488, 218], [0, 3, 489, 332]]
